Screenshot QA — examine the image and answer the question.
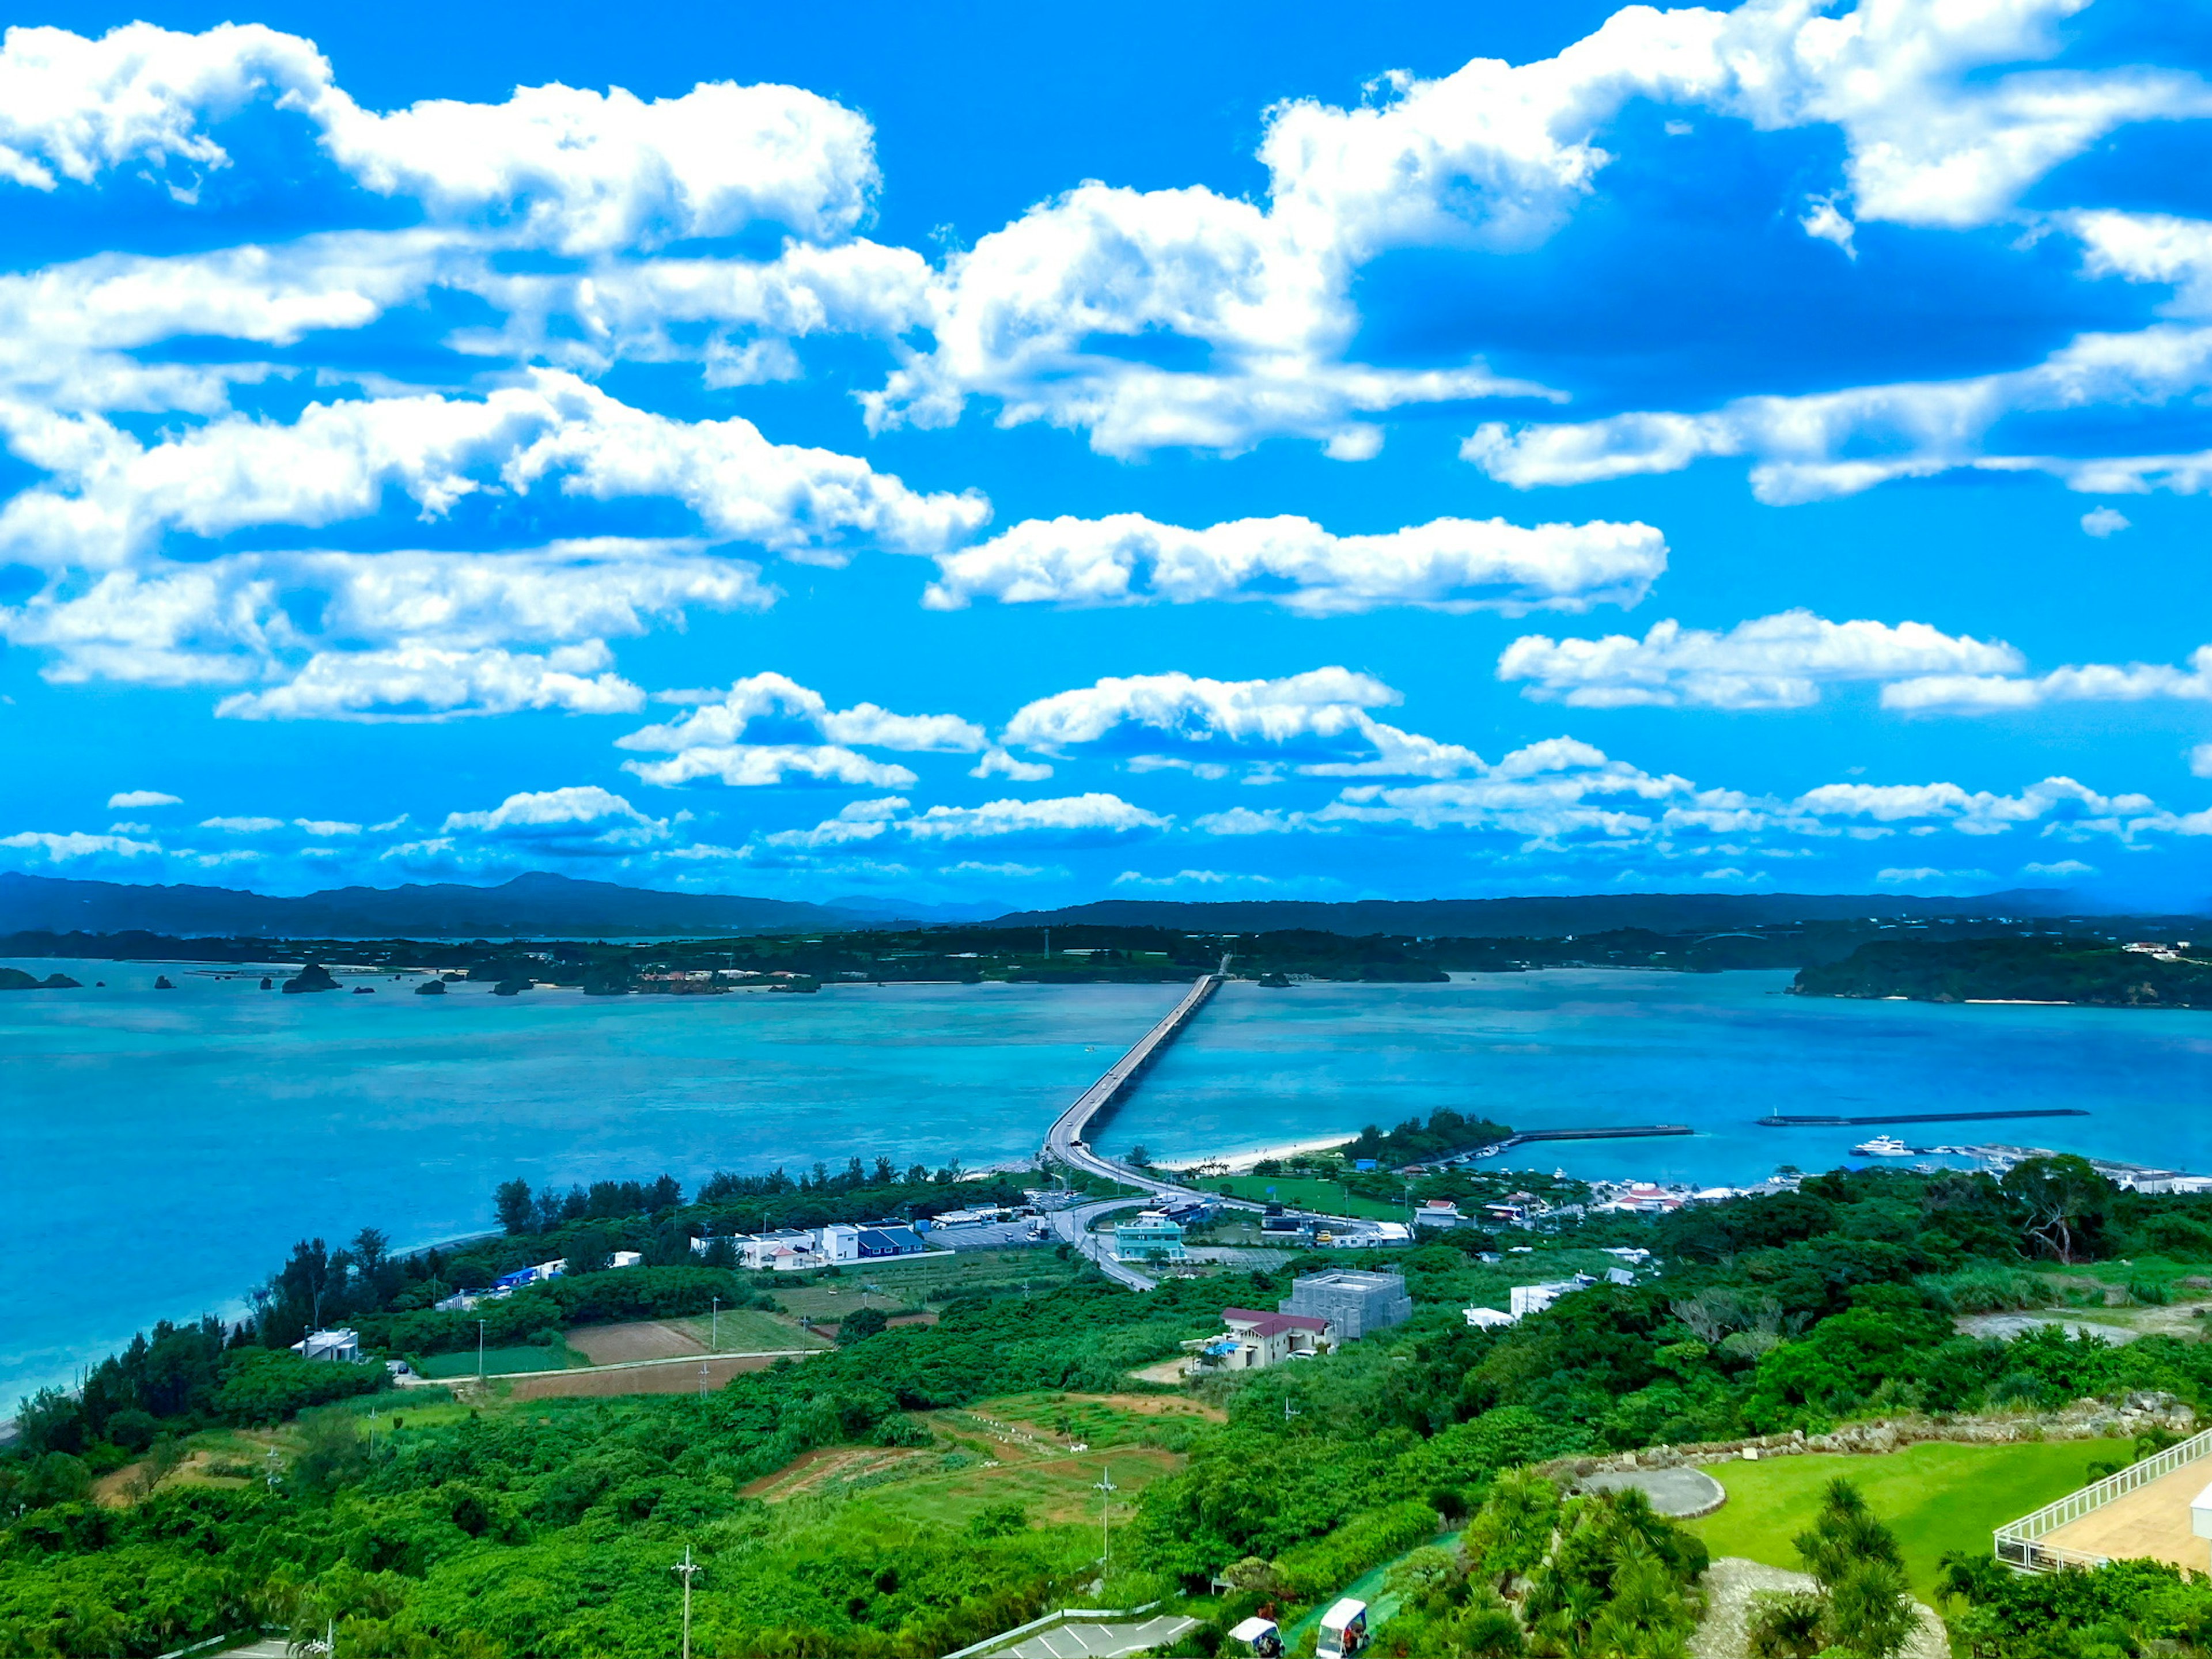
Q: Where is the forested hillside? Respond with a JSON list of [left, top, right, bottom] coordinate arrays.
[[12, 1157, 2212, 1655]]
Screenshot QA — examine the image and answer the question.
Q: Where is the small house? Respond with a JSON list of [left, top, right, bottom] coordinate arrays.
[[1112, 1211, 1188, 1263], [291, 1328, 361, 1363]]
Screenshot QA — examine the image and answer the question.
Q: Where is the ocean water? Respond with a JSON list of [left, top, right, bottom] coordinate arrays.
[[1107, 973, 2212, 1187], [7, 962, 2212, 1409], [0, 961, 1180, 1408]]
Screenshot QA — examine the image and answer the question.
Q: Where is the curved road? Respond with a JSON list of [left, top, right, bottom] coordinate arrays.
[[1040, 967, 1381, 1289]]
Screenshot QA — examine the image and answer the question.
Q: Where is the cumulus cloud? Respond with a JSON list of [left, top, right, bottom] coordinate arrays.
[[215, 641, 644, 722], [197, 815, 283, 832], [2, 541, 774, 702], [623, 745, 919, 790], [860, 0, 2209, 456], [899, 793, 1168, 843], [1498, 611, 2021, 709], [2081, 506, 2132, 537], [615, 672, 981, 790], [1881, 646, 2212, 714], [999, 667, 1480, 779], [106, 788, 178, 808], [0, 828, 161, 861], [1464, 323, 2212, 504], [922, 513, 1664, 616], [438, 786, 667, 852], [0, 369, 986, 573], [0, 24, 878, 251]]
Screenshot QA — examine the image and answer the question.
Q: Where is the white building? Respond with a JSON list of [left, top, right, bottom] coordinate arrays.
[[291, 1328, 361, 1363]]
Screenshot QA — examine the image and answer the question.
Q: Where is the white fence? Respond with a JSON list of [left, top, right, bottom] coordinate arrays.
[[1994, 1425, 2212, 1570]]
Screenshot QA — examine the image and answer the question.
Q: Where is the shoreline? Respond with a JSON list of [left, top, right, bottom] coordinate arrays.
[[1169, 1133, 1358, 1175]]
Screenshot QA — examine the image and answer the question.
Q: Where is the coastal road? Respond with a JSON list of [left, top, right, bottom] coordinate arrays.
[[1041, 965, 1385, 1287]]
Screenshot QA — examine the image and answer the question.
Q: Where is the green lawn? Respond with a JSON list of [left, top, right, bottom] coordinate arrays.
[[415, 1344, 572, 1378], [1689, 1438, 2130, 1601], [1196, 1175, 1406, 1221], [771, 1249, 1077, 1319]]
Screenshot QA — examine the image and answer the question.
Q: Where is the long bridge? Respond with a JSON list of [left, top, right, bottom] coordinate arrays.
[[1040, 967, 1358, 1289]]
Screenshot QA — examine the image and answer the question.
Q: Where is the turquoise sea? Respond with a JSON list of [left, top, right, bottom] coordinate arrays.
[[6, 962, 2211, 1409]]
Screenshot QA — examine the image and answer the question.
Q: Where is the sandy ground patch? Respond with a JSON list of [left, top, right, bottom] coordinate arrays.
[[506, 1352, 812, 1400], [567, 1320, 709, 1365], [1127, 1359, 1190, 1386], [743, 1444, 934, 1502]]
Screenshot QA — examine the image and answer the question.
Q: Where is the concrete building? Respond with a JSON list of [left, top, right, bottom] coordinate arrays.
[[1414, 1199, 1464, 1229], [1113, 1211, 1188, 1263], [291, 1328, 361, 1363], [1279, 1270, 1411, 1340]]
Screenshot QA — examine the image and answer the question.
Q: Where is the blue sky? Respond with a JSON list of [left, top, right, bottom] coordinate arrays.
[[5, 0, 2212, 911]]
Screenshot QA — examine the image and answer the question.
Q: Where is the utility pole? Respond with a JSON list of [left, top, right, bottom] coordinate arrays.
[[710, 1297, 720, 1353], [671, 1546, 700, 1659], [263, 1446, 282, 1492], [698, 1361, 709, 1400], [1093, 1466, 1118, 1575]]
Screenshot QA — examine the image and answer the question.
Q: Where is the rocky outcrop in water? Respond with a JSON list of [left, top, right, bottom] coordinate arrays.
[[282, 962, 339, 994]]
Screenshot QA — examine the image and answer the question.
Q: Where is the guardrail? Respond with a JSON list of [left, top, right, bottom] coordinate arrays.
[[1994, 1425, 2212, 1570], [940, 1599, 1164, 1659]]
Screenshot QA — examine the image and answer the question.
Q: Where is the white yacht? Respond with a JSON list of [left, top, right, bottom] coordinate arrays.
[[1851, 1134, 1913, 1157]]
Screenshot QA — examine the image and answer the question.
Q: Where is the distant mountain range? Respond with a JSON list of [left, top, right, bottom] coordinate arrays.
[[0, 870, 2128, 944], [0, 871, 866, 939], [981, 889, 2096, 937]]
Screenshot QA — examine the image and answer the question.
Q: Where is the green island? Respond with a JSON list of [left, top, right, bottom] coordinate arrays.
[[1, 914, 2156, 995], [1793, 934, 2212, 1008], [16, 1146, 2212, 1656]]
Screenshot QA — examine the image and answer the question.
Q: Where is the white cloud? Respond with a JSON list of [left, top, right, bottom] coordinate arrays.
[[0, 25, 878, 252], [969, 747, 1054, 782], [441, 785, 662, 839], [197, 815, 282, 832], [1881, 646, 2212, 714], [2081, 506, 2131, 537], [0, 369, 986, 573], [2192, 744, 2212, 779], [859, 0, 2209, 457], [623, 745, 919, 790], [2023, 859, 2096, 878], [2, 541, 775, 695], [998, 667, 1478, 779], [900, 793, 1169, 842], [0, 828, 161, 860], [1799, 196, 1856, 257], [1790, 777, 2150, 835], [293, 818, 360, 838], [1464, 323, 2212, 504], [922, 512, 1664, 616], [1498, 611, 2021, 709], [215, 641, 643, 723], [615, 672, 980, 790], [105, 788, 178, 808]]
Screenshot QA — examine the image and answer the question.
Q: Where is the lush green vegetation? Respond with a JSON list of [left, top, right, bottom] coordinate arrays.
[[10, 912, 2146, 996], [1689, 1441, 2130, 1601], [1794, 934, 2212, 1007], [22, 1155, 2212, 1654]]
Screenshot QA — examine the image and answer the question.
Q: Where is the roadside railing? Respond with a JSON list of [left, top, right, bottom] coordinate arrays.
[[1994, 1424, 2212, 1570]]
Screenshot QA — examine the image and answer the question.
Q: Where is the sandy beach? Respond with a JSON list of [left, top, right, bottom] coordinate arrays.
[[1171, 1133, 1358, 1175]]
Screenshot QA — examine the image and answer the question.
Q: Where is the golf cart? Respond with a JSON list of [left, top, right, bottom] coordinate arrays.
[[1227, 1615, 1283, 1656], [1317, 1597, 1369, 1657]]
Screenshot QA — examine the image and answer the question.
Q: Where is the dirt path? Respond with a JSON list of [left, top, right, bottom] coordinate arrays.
[[742, 1444, 934, 1502]]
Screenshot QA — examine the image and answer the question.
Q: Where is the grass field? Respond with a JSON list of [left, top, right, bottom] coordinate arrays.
[[416, 1343, 578, 1378], [862, 1441, 1184, 1530], [1690, 1438, 2131, 1600], [771, 1248, 1075, 1320], [1197, 1175, 1405, 1221], [666, 1308, 832, 1353]]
